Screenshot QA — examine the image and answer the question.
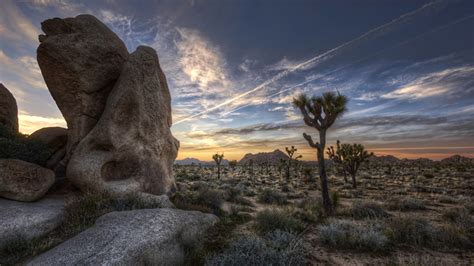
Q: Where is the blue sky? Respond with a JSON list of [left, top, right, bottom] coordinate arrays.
[[1, 0, 473, 160]]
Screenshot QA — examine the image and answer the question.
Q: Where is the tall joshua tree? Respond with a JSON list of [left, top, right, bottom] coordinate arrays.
[[212, 153, 224, 179], [284, 146, 302, 182], [293, 92, 348, 215], [327, 141, 373, 189]]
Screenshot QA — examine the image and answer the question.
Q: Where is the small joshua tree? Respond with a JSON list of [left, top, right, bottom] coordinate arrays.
[[228, 160, 237, 174], [327, 140, 373, 189], [212, 153, 224, 179], [284, 146, 302, 182], [327, 140, 348, 183], [293, 92, 348, 215]]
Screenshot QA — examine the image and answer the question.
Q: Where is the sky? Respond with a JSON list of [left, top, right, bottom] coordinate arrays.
[[1, 0, 473, 161]]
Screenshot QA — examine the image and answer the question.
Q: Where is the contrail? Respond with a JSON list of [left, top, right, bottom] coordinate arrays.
[[174, 0, 445, 125]]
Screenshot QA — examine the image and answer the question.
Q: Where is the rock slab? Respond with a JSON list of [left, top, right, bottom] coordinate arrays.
[[29, 208, 218, 265], [29, 127, 68, 171], [0, 159, 55, 202], [67, 46, 179, 196], [0, 197, 65, 250], [0, 83, 18, 133]]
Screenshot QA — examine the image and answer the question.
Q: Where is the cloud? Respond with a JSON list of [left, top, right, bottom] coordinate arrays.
[[382, 66, 474, 100], [18, 113, 66, 134], [0, 0, 39, 45]]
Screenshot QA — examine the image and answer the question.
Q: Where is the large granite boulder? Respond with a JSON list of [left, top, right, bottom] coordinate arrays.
[[67, 46, 179, 196], [0, 197, 64, 251], [29, 208, 218, 265], [0, 159, 55, 202], [29, 127, 68, 171], [37, 14, 129, 161], [0, 83, 18, 133]]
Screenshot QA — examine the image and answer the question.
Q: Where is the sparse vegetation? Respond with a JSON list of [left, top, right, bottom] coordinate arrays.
[[254, 209, 306, 235], [385, 197, 426, 211], [350, 201, 390, 219], [257, 188, 288, 205]]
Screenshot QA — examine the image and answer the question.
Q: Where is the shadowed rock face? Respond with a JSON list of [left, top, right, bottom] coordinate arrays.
[[29, 127, 68, 172], [0, 83, 18, 133], [37, 14, 179, 196], [67, 46, 179, 196], [37, 14, 129, 161]]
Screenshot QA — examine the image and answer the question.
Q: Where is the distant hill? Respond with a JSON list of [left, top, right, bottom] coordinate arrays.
[[441, 155, 473, 165], [174, 157, 229, 166], [239, 149, 288, 165], [368, 155, 401, 164]]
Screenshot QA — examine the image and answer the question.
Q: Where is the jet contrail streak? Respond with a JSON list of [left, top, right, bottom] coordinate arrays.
[[174, 0, 445, 125]]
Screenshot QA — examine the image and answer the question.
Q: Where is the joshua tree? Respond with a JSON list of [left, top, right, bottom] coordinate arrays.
[[212, 153, 224, 179], [293, 92, 348, 215], [327, 140, 373, 188], [327, 140, 348, 183], [228, 160, 237, 174], [284, 146, 302, 182]]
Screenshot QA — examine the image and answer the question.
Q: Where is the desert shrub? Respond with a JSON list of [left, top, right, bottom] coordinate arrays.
[[231, 195, 254, 206], [318, 219, 388, 252], [206, 231, 307, 266], [296, 198, 324, 223], [254, 209, 306, 235], [385, 197, 426, 211], [386, 216, 437, 247], [195, 189, 225, 214], [257, 188, 288, 205], [171, 192, 213, 214], [351, 201, 391, 219], [423, 173, 434, 178], [0, 124, 53, 166], [438, 195, 458, 204], [331, 191, 340, 210]]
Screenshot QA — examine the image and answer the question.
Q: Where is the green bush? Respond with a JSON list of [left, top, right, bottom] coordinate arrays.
[[254, 209, 306, 235], [257, 189, 288, 205], [386, 216, 437, 247], [0, 124, 53, 166]]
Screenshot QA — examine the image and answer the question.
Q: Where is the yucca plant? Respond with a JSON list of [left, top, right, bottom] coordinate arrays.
[[212, 153, 224, 179], [293, 92, 348, 215]]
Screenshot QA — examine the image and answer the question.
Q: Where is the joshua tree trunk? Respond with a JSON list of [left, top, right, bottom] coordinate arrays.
[[318, 129, 333, 215], [217, 164, 221, 179], [351, 173, 357, 189]]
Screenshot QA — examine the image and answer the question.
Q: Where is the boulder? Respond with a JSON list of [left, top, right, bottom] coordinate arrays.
[[37, 14, 129, 161], [29, 127, 68, 171], [29, 208, 218, 265], [0, 83, 18, 133], [0, 159, 55, 202], [67, 46, 179, 196], [0, 197, 65, 250]]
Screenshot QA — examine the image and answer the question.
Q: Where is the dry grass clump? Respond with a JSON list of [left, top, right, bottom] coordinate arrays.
[[318, 219, 389, 252], [172, 188, 225, 215], [254, 209, 306, 235], [257, 188, 288, 205], [205, 230, 307, 266], [385, 197, 426, 211], [350, 201, 391, 219]]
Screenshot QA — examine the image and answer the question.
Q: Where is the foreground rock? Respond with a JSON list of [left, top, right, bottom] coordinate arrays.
[[29, 208, 218, 265], [0, 83, 18, 133], [67, 46, 179, 196], [0, 197, 65, 250], [37, 14, 129, 161], [29, 127, 68, 171], [0, 159, 55, 202]]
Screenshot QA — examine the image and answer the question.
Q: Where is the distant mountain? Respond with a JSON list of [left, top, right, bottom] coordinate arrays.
[[368, 155, 401, 164], [174, 157, 229, 166], [441, 155, 473, 165], [239, 149, 288, 165]]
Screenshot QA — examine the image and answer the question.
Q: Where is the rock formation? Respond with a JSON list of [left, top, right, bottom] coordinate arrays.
[[0, 83, 18, 133], [67, 46, 179, 196], [0, 159, 55, 202], [37, 14, 129, 161], [29, 208, 218, 265], [29, 127, 68, 172], [37, 15, 179, 196]]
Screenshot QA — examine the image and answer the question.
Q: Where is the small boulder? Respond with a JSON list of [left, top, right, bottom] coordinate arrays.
[[29, 208, 218, 265], [0, 159, 55, 202], [37, 14, 129, 161], [0, 197, 65, 250], [29, 127, 68, 171], [0, 83, 18, 133]]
